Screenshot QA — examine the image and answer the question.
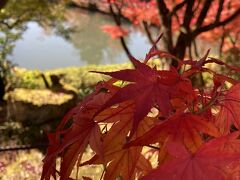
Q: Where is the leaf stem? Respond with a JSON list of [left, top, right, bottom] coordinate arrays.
[[146, 145, 160, 150]]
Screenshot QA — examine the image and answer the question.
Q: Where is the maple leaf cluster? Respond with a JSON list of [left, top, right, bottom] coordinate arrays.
[[41, 38, 240, 179], [101, 25, 128, 39]]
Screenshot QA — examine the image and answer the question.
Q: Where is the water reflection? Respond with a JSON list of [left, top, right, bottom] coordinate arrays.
[[9, 8, 151, 70], [1, 0, 152, 70], [1, 1, 220, 71], [1, 0, 68, 69], [10, 22, 81, 70], [67, 9, 126, 65]]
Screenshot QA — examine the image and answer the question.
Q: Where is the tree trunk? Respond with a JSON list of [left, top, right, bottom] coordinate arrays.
[[168, 33, 205, 87], [0, 0, 8, 102], [0, 0, 8, 9], [0, 77, 5, 102], [173, 33, 192, 60]]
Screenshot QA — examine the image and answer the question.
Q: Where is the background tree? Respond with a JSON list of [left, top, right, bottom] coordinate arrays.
[[0, 0, 9, 101], [101, 0, 240, 66]]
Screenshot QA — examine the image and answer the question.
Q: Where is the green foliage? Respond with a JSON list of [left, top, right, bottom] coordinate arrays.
[[11, 68, 45, 89], [46, 63, 132, 87], [11, 63, 132, 93]]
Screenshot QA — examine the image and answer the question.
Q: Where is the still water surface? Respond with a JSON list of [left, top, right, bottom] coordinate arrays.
[[9, 9, 151, 70]]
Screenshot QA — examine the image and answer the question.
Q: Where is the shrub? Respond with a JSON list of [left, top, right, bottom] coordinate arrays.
[[41, 39, 240, 180], [11, 64, 132, 92]]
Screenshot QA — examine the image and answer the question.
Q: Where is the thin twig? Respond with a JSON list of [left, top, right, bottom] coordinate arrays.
[[146, 145, 160, 150]]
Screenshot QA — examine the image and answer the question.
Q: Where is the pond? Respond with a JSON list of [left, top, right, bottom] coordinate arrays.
[[7, 8, 152, 70]]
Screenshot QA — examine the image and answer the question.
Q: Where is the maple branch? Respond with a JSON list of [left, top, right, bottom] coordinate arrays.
[[194, 40, 199, 57], [215, 0, 224, 23], [173, 13, 181, 26], [156, 0, 170, 15], [193, 7, 240, 36], [170, 1, 186, 28], [182, 0, 195, 30], [193, 0, 201, 12], [142, 21, 155, 45], [219, 27, 226, 56], [170, 0, 195, 62], [156, 0, 174, 52], [109, 2, 121, 26], [146, 145, 160, 150], [195, 0, 213, 28], [228, 33, 236, 45], [108, 2, 133, 59], [188, 43, 193, 59], [0, 0, 7, 10], [170, 0, 187, 17]]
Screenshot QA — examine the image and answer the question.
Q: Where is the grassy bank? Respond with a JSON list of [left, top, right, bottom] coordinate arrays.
[[12, 63, 131, 90]]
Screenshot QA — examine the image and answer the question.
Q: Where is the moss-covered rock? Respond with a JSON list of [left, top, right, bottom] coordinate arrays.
[[6, 88, 77, 124], [6, 88, 74, 106]]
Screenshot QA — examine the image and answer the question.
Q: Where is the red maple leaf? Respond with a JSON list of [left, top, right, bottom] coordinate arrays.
[[82, 108, 156, 180], [215, 83, 240, 134], [101, 25, 128, 39], [92, 56, 195, 138], [141, 133, 240, 180], [41, 82, 116, 180], [127, 113, 220, 153]]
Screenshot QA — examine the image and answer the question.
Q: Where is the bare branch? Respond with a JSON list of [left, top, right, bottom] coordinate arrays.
[[0, 0, 7, 10], [173, 13, 181, 26], [193, 0, 201, 12], [188, 43, 192, 59], [182, 0, 195, 29], [170, 1, 187, 28], [196, 0, 213, 28], [146, 145, 160, 150], [156, 0, 170, 16], [219, 29, 226, 56], [193, 39, 199, 57], [215, 0, 225, 23], [142, 21, 155, 45], [170, 0, 187, 17], [155, 0, 173, 51], [193, 7, 240, 36], [109, 3, 121, 26], [108, 2, 133, 59]]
